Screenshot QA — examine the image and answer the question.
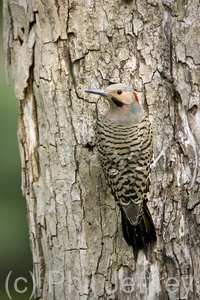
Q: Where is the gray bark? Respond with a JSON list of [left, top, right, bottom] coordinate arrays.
[[3, 0, 200, 299]]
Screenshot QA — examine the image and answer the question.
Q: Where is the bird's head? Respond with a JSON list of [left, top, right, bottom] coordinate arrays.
[[85, 83, 144, 124]]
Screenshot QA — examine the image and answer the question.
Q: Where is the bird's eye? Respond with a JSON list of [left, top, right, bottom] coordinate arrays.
[[117, 90, 122, 95]]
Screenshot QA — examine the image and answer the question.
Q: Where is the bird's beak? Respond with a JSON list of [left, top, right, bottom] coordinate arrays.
[[85, 89, 110, 98]]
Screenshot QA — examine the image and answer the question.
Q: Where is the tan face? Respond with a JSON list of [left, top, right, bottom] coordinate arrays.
[[85, 83, 139, 108], [105, 84, 139, 105]]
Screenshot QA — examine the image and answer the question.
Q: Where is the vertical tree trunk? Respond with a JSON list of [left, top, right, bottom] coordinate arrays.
[[3, 0, 200, 299]]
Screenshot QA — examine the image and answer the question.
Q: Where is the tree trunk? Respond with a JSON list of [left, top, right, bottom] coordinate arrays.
[[3, 0, 200, 299]]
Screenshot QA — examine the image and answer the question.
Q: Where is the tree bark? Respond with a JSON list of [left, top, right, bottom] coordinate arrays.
[[3, 0, 200, 299]]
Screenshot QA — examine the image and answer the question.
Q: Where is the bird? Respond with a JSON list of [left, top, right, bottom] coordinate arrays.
[[85, 83, 157, 261]]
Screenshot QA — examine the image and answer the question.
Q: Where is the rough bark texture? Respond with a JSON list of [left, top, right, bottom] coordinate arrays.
[[3, 0, 200, 299]]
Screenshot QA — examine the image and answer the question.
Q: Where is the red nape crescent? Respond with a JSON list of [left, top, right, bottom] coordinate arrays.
[[133, 91, 139, 103]]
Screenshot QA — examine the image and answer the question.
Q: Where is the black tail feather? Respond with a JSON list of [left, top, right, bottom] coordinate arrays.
[[121, 202, 157, 261]]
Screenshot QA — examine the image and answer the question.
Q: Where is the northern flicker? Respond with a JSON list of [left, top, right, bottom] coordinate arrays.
[[85, 83, 157, 260]]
